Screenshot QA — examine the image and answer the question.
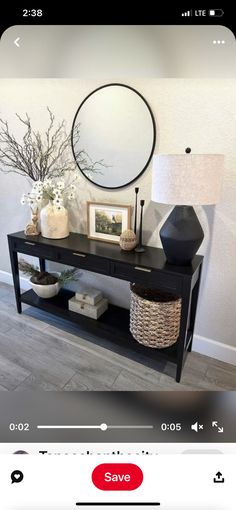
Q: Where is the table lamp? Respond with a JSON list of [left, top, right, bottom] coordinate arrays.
[[151, 148, 224, 265]]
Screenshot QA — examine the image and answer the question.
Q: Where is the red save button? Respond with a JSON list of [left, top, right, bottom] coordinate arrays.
[[92, 463, 143, 491]]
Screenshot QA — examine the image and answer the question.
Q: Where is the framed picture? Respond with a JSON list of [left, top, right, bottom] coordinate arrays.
[[87, 202, 131, 244]]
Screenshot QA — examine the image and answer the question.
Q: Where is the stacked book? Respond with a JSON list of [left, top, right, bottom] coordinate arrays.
[[68, 285, 108, 320]]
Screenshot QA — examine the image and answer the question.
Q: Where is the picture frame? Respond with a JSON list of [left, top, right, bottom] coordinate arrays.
[[87, 202, 131, 244]]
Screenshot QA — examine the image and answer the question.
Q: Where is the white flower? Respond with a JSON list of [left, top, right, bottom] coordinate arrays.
[[44, 178, 52, 186], [20, 176, 77, 209], [32, 180, 43, 190], [53, 197, 63, 206], [54, 189, 62, 196]]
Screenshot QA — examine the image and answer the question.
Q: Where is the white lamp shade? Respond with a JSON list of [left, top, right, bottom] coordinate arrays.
[[152, 154, 224, 205]]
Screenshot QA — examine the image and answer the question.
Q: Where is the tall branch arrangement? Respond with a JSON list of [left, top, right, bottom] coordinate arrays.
[[0, 108, 105, 182]]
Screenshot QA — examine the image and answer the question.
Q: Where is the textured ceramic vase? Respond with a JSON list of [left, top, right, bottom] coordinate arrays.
[[40, 202, 69, 239], [119, 229, 137, 251]]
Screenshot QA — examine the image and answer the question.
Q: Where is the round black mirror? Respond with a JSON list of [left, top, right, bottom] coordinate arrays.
[[71, 83, 156, 189]]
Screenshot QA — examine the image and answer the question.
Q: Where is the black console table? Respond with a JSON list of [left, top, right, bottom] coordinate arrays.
[[8, 231, 203, 382]]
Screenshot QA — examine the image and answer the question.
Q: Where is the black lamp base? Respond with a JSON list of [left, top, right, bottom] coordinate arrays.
[[160, 206, 204, 265]]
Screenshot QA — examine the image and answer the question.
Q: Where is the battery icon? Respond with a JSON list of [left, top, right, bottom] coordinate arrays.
[[209, 9, 224, 16]]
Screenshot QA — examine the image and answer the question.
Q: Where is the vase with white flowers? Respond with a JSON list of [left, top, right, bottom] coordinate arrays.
[[21, 177, 76, 239], [0, 108, 106, 238]]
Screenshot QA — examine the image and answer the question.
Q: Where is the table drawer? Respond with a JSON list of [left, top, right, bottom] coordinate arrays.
[[57, 250, 109, 275], [111, 262, 182, 293], [12, 239, 55, 259]]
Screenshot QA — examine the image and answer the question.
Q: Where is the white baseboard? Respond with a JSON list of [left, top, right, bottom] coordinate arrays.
[[0, 270, 31, 290], [0, 270, 236, 366], [193, 334, 236, 366]]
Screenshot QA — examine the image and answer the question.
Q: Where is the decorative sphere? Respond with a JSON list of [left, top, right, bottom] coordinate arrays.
[[119, 229, 137, 251]]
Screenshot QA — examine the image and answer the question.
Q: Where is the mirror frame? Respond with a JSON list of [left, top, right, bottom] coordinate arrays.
[[71, 83, 156, 190]]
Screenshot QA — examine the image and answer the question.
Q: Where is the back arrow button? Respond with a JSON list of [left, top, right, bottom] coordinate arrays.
[[14, 37, 20, 48]]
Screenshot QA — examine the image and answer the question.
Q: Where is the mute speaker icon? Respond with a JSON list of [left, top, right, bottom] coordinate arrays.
[[191, 421, 204, 432]]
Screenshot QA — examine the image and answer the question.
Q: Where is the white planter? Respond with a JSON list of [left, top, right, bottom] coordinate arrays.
[[40, 202, 69, 239], [30, 273, 60, 298]]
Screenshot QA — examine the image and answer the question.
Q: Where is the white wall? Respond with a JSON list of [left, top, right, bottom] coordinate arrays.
[[0, 79, 236, 357]]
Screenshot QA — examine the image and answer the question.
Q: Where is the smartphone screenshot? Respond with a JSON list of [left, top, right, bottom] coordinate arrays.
[[0, 6, 235, 509]]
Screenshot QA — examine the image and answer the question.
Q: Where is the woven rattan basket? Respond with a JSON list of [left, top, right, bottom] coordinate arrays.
[[130, 283, 182, 348]]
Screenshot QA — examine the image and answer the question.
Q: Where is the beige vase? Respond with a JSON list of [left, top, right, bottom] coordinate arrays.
[[40, 202, 69, 239]]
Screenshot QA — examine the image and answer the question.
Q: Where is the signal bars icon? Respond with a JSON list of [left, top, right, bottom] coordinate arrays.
[[182, 10, 192, 16]]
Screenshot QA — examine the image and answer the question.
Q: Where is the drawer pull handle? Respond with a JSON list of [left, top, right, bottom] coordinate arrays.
[[72, 252, 86, 258], [134, 266, 152, 273], [24, 241, 36, 246]]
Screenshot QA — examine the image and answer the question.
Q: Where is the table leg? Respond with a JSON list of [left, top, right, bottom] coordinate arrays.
[[188, 265, 202, 352], [8, 243, 22, 314], [176, 280, 192, 382], [39, 258, 46, 272], [187, 334, 194, 352]]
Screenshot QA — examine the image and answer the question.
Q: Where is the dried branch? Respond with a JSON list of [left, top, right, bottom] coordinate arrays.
[[0, 109, 103, 182]]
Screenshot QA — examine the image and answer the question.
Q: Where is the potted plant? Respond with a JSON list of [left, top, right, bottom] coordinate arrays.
[[0, 108, 106, 237], [21, 178, 76, 239], [19, 259, 80, 299]]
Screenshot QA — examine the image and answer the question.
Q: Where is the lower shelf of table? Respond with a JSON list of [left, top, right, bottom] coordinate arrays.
[[21, 288, 181, 365]]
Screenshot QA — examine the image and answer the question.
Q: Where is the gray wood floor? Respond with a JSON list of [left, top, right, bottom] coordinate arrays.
[[0, 282, 236, 391]]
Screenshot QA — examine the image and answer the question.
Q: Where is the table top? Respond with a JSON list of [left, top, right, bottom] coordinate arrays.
[[8, 231, 203, 276]]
